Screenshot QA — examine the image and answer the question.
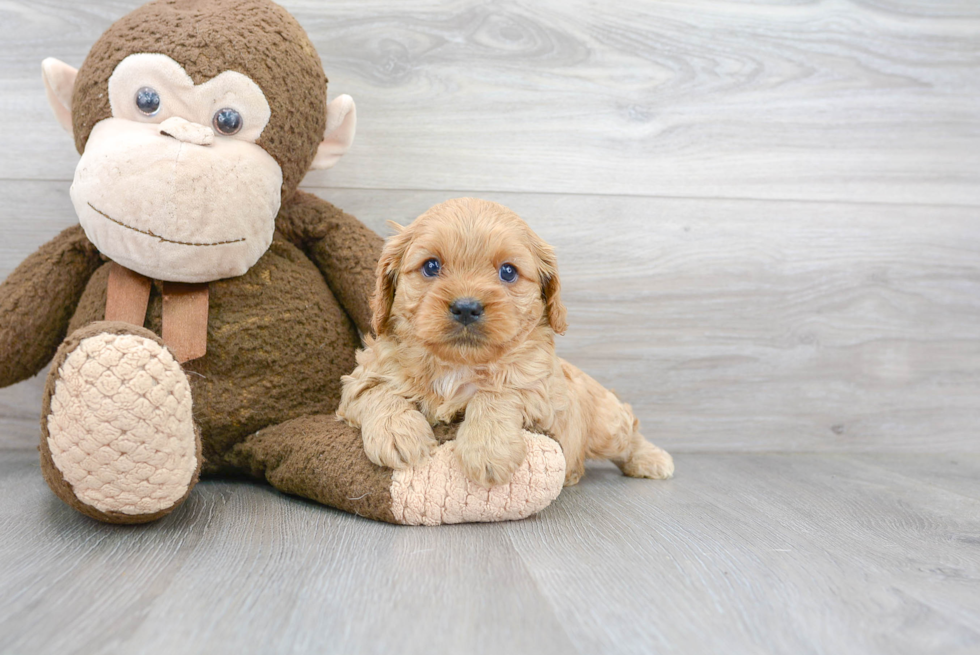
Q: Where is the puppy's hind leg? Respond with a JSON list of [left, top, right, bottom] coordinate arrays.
[[611, 408, 674, 480], [563, 360, 674, 480]]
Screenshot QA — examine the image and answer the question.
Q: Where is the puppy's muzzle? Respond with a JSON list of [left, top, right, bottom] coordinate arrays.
[[450, 298, 483, 326]]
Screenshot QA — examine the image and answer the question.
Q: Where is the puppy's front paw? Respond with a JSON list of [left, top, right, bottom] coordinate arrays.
[[362, 410, 438, 470], [454, 427, 528, 488]]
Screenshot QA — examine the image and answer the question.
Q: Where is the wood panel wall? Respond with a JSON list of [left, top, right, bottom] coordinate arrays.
[[1, 0, 977, 452]]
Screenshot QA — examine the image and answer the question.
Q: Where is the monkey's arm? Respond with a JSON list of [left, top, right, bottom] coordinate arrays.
[[0, 225, 102, 387], [276, 191, 382, 335]]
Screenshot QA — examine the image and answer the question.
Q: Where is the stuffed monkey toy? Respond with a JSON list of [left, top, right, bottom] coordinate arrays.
[[0, 0, 565, 526]]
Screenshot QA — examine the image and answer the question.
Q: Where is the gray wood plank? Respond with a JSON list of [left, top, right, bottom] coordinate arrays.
[[3, 182, 979, 453], [850, 453, 980, 502], [315, 188, 980, 454], [506, 454, 980, 655], [0, 373, 44, 450], [2, 450, 978, 654], [0, 450, 577, 655], [2, 2, 977, 653], [0, 1, 978, 204], [310, 187, 980, 454]]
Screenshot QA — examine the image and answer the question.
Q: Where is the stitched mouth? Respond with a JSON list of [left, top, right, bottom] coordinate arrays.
[[87, 202, 246, 247]]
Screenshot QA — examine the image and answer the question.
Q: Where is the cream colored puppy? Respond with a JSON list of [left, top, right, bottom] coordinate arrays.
[[338, 198, 674, 487]]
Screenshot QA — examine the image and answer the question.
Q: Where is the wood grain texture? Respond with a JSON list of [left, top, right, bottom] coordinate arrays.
[[1, 450, 978, 654], [2, 182, 978, 452], [850, 452, 980, 501], [506, 453, 980, 655], [0, 449, 575, 655], [0, 0, 978, 204], [2, 3, 978, 654], [324, 188, 980, 453]]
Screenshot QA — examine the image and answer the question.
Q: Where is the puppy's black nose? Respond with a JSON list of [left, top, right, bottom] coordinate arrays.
[[450, 298, 484, 326]]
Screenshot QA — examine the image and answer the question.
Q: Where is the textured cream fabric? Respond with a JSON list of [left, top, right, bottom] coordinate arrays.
[[311, 95, 356, 170], [107, 54, 272, 142], [158, 116, 214, 146], [70, 53, 283, 284], [41, 57, 77, 133], [71, 117, 282, 283], [390, 431, 565, 526], [46, 333, 197, 515]]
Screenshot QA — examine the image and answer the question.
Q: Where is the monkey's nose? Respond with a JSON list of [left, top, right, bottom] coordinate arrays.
[[159, 116, 214, 146], [450, 298, 484, 326]]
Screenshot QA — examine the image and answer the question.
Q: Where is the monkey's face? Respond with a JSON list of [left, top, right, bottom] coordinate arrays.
[[44, 0, 357, 282], [70, 54, 282, 283]]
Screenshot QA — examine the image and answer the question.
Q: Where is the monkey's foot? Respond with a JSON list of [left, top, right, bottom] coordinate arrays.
[[40, 322, 201, 524], [389, 431, 566, 526]]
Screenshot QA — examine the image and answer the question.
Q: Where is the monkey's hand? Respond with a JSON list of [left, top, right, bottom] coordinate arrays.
[[0, 225, 101, 388]]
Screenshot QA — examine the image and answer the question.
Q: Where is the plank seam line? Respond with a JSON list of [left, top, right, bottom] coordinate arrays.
[[302, 185, 980, 210], [3, 179, 980, 210]]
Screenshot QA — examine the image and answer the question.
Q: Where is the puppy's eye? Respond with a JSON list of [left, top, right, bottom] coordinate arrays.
[[422, 258, 441, 278], [499, 263, 518, 283]]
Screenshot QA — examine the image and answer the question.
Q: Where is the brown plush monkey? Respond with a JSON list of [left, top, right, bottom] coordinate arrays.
[[0, 0, 564, 525]]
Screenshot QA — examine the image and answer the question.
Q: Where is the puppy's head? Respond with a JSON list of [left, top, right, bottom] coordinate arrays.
[[372, 198, 567, 365]]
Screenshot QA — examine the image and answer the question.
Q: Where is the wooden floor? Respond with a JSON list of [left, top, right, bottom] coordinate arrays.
[[1, 0, 979, 653], [1, 450, 978, 655]]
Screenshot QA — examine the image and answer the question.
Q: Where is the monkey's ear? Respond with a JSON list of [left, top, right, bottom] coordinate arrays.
[[42, 58, 77, 135], [310, 94, 356, 170]]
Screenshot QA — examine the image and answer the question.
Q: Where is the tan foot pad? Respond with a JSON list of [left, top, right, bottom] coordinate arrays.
[[390, 431, 566, 526], [46, 332, 198, 517]]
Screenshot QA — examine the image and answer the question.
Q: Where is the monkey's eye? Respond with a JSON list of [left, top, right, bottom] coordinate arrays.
[[499, 263, 518, 283], [213, 108, 243, 135], [135, 87, 161, 116], [421, 258, 441, 278]]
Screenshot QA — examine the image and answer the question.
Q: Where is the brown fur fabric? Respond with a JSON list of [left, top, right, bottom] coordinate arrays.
[[277, 191, 380, 334], [0, 226, 102, 388], [66, 229, 364, 474], [0, 0, 400, 522], [2, 0, 565, 525], [71, 0, 327, 200], [227, 415, 396, 522]]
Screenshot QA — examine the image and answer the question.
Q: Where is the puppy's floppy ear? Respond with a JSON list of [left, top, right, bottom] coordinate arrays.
[[371, 222, 412, 336], [529, 230, 567, 335]]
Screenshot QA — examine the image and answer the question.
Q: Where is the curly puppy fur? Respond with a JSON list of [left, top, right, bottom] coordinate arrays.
[[338, 198, 674, 487]]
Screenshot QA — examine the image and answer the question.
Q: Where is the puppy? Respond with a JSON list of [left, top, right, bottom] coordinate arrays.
[[337, 198, 674, 487]]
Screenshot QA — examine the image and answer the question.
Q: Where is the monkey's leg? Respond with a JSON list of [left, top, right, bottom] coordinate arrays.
[[40, 321, 201, 524], [227, 417, 566, 526]]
